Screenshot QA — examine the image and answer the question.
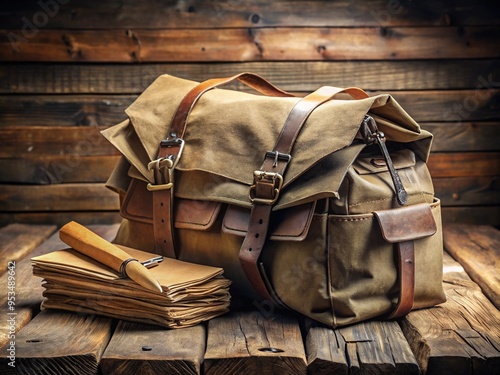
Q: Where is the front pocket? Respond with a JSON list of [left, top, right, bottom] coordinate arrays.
[[327, 199, 445, 327]]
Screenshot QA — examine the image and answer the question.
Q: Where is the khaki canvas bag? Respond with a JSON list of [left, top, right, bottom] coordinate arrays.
[[102, 73, 446, 327]]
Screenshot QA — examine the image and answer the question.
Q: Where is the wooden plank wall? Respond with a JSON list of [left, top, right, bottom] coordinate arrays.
[[0, 0, 499, 227]]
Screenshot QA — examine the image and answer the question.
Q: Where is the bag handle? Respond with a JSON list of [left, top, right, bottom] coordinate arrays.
[[168, 72, 294, 140], [168, 73, 368, 141]]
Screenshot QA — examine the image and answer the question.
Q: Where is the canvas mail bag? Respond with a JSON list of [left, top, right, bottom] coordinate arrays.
[[102, 73, 446, 327]]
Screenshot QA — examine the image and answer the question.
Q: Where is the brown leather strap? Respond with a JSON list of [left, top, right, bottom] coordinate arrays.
[[388, 240, 415, 318], [169, 72, 294, 139], [240, 85, 369, 301], [150, 73, 293, 259], [149, 146, 177, 258]]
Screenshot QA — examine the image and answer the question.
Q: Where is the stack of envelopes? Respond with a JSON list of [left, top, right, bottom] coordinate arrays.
[[31, 245, 231, 328]]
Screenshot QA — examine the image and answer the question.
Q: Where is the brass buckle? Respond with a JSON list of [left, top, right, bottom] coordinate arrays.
[[147, 156, 175, 191], [146, 138, 184, 191], [249, 171, 283, 205]]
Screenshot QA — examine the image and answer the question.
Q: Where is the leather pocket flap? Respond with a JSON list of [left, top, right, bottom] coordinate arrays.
[[374, 203, 437, 243], [222, 202, 316, 241], [121, 179, 221, 230]]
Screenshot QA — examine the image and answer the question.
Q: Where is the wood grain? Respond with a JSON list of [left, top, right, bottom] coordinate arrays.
[[101, 321, 206, 375], [0, 126, 118, 157], [0, 310, 113, 375], [0, 224, 56, 275], [305, 324, 348, 374], [424, 122, 500, 152], [433, 176, 499, 206], [338, 321, 419, 374], [0, 183, 119, 212], [204, 311, 307, 375], [305, 319, 419, 374], [441, 206, 500, 226], [0, 90, 497, 127], [1, 26, 499, 62], [1, 0, 498, 29], [0, 155, 119, 184], [2, 61, 500, 94], [0, 212, 122, 227], [1, 60, 498, 94], [428, 152, 500, 178], [400, 252, 500, 375], [0, 225, 119, 348], [443, 224, 500, 310]]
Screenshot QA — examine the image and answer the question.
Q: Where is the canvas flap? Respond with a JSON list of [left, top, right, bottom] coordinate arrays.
[[102, 74, 433, 209]]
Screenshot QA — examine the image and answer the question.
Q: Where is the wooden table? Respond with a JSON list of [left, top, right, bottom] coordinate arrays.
[[0, 223, 499, 374]]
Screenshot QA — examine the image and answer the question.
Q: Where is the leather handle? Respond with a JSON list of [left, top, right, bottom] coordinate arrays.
[[168, 72, 294, 139], [168, 73, 368, 141]]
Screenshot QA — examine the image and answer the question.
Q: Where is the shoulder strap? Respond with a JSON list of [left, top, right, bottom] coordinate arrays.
[[239, 86, 368, 302]]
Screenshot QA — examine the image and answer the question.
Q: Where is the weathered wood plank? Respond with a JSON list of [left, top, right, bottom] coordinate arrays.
[[427, 152, 500, 178], [0, 225, 119, 348], [0, 90, 497, 126], [424, 122, 500, 152], [305, 319, 419, 374], [0, 224, 56, 275], [101, 321, 206, 375], [204, 311, 307, 375], [0, 310, 114, 375], [0, 183, 119, 212], [305, 324, 348, 374], [0, 126, 118, 157], [0, 0, 498, 28], [0, 155, 119, 184], [443, 224, 500, 310], [338, 321, 419, 374], [0, 212, 121, 227], [441, 206, 500, 227], [1, 27, 499, 62], [433, 176, 499, 206], [400, 252, 500, 375], [1, 60, 498, 94], [0, 94, 132, 127]]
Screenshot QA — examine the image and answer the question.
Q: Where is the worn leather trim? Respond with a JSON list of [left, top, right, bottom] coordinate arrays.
[[121, 179, 221, 231], [388, 240, 415, 318], [374, 203, 437, 243], [222, 202, 316, 241]]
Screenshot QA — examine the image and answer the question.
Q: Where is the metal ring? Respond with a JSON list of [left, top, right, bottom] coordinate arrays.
[[120, 258, 138, 278]]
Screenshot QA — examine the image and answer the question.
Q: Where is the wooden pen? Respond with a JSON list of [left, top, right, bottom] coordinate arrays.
[[59, 221, 163, 293]]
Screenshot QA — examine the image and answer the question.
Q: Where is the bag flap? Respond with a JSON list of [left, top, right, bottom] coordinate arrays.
[[121, 179, 221, 230], [373, 203, 437, 243], [222, 202, 316, 241], [102, 74, 433, 209]]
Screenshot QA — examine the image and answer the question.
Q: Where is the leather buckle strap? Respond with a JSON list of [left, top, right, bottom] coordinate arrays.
[[149, 137, 185, 259], [387, 240, 415, 318], [249, 171, 283, 205]]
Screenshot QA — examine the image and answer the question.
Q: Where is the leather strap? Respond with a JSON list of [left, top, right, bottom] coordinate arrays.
[[169, 72, 294, 139], [388, 240, 415, 318], [240, 85, 369, 301], [149, 145, 177, 258]]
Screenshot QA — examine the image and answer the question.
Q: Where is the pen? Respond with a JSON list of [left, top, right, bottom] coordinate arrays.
[[59, 221, 163, 293]]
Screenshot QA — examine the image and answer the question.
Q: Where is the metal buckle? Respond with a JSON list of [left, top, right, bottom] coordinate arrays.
[[160, 137, 185, 169], [249, 171, 284, 205], [146, 138, 184, 191], [265, 151, 291, 168]]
